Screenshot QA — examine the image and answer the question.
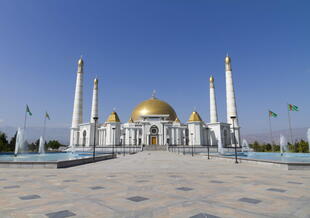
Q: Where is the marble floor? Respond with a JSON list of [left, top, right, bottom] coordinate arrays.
[[0, 151, 309, 218]]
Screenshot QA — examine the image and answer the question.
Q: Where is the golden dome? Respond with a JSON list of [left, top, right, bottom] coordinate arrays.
[[209, 75, 214, 83], [225, 55, 231, 64], [174, 117, 181, 123], [188, 111, 203, 122], [131, 98, 177, 121], [94, 78, 98, 84], [106, 111, 120, 123]]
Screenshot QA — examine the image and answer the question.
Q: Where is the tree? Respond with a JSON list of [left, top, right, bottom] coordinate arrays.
[[46, 140, 63, 150], [0, 132, 9, 152]]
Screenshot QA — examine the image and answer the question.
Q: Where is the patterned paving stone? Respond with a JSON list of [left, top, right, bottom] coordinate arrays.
[[19, 195, 41, 200], [63, 180, 77, 182], [190, 213, 220, 218], [235, 176, 247, 178], [45, 175, 57, 177], [90, 186, 104, 190], [170, 175, 182, 178], [127, 196, 149, 202], [136, 180, 148, 183], [288, 181, 303, 184], [210, 180, 224, 184], [3, 185, 20, 189], [176, 187, 193, 191], [266, 188, 287, 193], [238, 197, 261, 204], [46, 210, 76, 218], [0, 178, 6, 181]]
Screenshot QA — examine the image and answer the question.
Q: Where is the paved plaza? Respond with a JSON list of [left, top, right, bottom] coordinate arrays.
[[0, 151, 310, 218]]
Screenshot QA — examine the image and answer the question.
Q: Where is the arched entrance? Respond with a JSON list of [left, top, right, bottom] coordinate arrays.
[[149, 126, 159, 145]]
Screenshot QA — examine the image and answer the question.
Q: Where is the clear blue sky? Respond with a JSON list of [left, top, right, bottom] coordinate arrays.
[[0, 0, 309, 134]]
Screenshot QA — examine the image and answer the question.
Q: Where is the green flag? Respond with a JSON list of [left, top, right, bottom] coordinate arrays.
[[288, 104, 299, 111], [26, 105, 32, 116], [45, 112, 50, 120], [269, 110, 278, 118]]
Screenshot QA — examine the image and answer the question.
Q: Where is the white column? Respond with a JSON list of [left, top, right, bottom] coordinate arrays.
[[225, 55, 241, 146], [70, 58, 84, 146], [210, 76, 218, 123], [90, 79, 99, 123]]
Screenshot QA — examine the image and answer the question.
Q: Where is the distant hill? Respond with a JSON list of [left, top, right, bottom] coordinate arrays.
[[0, 126, 70, 145]]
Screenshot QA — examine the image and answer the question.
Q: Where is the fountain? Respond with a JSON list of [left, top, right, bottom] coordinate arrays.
[[307, 128, 310, 152], [38, 136, 45, 154], [14, 128, 26, 156], [280, 134, 288, 155], [242, 139, 250, 152]]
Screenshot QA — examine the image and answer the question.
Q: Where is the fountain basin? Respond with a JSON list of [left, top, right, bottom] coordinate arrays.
[[217, 152, 310, 170], [0, 152, 116, 168]]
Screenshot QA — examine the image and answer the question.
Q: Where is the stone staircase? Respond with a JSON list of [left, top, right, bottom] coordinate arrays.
[[143, 145, 167, 151]]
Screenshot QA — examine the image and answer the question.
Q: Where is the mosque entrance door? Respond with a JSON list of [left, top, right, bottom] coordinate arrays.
[[151, 136, 157, 145], [150, 126, 159, 145]]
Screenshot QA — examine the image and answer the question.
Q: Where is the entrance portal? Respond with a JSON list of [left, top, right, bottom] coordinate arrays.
[[151, 136, 157, 145]]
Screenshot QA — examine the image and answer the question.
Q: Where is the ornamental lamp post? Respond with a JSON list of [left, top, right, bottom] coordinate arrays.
[[191, 133, 194, 157], [123, 132, 125, 156], [112, 127, 115, 155], [93, 116, 98, 161], [183, 136, 185, 155], [230, 116, 238, 164]]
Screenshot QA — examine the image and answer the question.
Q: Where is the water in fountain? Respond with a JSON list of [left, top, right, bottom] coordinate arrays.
[[280, 134, 288, 155], [307, 128, 310, 152], [14, 128, 25, 155], [242, 139, 250, 152], [38, 136, 45, 154]]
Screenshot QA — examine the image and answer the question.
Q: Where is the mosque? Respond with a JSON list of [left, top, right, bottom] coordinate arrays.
[[69, 55, 241, 150]]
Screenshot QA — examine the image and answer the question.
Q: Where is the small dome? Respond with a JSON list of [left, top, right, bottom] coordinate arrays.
[[188, 111, 203, 122], [94, 78, 98, 85], [174, 117, 181, 123], [106, 111, 120, 123], [131, 97, 177, 122]]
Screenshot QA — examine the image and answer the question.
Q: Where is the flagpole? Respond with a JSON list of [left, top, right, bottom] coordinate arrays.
[[43, 113, 47, 140], [23, 105, 28, 131], [287, 103, 293, 144], [268, 111, 273, 145]]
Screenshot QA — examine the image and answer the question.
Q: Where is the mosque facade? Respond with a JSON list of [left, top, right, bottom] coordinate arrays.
[[69, 55, 241, 150]]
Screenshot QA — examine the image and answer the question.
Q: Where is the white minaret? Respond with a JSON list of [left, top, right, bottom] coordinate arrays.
[[225, 54, 241, 146], [209, 75, 218, 123], [70, 57, 84, 146], [90, 78, 99, 123]]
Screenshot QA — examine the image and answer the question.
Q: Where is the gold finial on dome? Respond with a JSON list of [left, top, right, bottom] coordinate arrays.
[[151, 89, 157, 99], [209, 75, 214, 83], [106, 111, 120, 123], [94, 78, 98, 85], [188, 111, 203, 122]]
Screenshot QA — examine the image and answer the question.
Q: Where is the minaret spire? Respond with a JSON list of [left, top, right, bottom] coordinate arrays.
[[225, 54, 241, 146], [90, 78, 99, 123], [209, 75, 218, 123], [70, 57, 85, 146]]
